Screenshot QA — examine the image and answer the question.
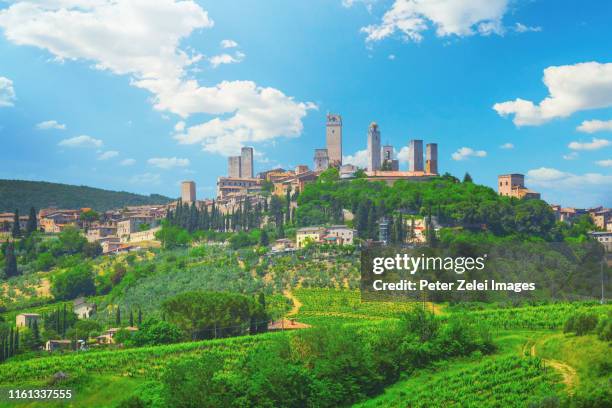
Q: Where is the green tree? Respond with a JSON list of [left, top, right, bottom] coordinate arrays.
[[463, 172, 473, 183], [26, 207, 37, 234], [11, 210, 20, 238], [259, 229, 269, 246], [51, 264, 96, 300], [3, 241, 18, 278]]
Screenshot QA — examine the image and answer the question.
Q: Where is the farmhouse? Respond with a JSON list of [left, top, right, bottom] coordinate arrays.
[[73, 297, 97, 319], [15, 313, 41, 328], [45, 339, 72, 352]]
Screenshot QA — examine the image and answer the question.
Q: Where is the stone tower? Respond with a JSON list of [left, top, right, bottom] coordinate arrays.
[[426, 143, 438, 174], [367, 122, 381, 172], [326, 114, 342, 167], [181, 181, 196, 203], [408, 139, 424, 172], [241, 147, 254, 178], [314, 149, 329, 172], [228, 156, 241, 178]]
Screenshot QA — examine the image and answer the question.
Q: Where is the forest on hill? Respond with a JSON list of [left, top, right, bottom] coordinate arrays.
[[0, 179, 172, 212]]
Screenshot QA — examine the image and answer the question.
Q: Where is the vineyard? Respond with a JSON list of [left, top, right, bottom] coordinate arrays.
[[459, 303, 612, 330], [357, 356, 563, 408], [293, 288, 419, 323], [0, 332, 286, 384]]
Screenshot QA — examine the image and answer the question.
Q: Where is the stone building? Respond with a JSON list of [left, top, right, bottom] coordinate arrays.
[[326, 114, 342, 167], [181, 181, 196, 203], [367, 122, 381, 172], [241, 147, 254, 178], [408, 139, 424, 172]]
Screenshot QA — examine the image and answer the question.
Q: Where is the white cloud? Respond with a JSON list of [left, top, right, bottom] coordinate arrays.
[[343, 149, 369, 168], [514, 22, 541, 33], [130, 172, 161, 185], [58, 135, 102, 148], [148, 157, 190, 169], [451, 147, 487, 161], [0, 1, 315, 156], [568, 138, 611, 151], [596, 159, 612, 167], [97, 150, 119, 160], [174, 121, 186, 132], [493, 62, 612, 126], [527, 167, 612, 207], [360, 0, 509, 43], [120, 158, 136, 166], [388, 54, 396, 60], [500, 142, 514, 149], [577, 119, 612, 133], [397, 146, 410, 163], [342, 0, 377, 13], [36, 120, 66, 130], [562, 152, 578, 160], [220, 39, 238, 49], [173, 81, 317, 156], [0, 76, 16, 107], [209, 52, 245, 68]]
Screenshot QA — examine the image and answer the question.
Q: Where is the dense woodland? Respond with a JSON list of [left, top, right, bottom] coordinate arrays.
[[0, 179, 172, 213]]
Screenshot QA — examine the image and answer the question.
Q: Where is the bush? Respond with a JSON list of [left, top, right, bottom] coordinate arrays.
[[564, 312, 598, 336], [131, 318, 184, 346], [596, 313, 612, 341], [51, 264, 96, 300]]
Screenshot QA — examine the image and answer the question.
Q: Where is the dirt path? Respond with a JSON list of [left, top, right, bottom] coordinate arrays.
[[283, 290, 302, 317], [529, 339, 578, 394]]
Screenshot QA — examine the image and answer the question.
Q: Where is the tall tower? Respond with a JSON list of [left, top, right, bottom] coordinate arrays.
[[408, 140, 424, 172], [228, 156, 241, 178], [181, 181, 196, 203], [241, 147, 254, 178], [381, 145, 394, 163], [314, 149, 329, 172], [326, 114, 342, 167], [367, 122, 381, 172], [426, 143, 438, 174]]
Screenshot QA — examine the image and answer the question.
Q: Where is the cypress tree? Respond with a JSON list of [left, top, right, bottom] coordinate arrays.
[[4, 241, 18, 278], [26, 207, 37, 234], [11, 210, 21, 238], [129, 310, 134, 327], [32, 320, 40, 348], [116, 307, 121, 326], [463, 172, 473, 183], [14, 327, 19, 352], [138, 309, 142, 325], [62, 304, 67, 337], [259, 229, 269, 246]]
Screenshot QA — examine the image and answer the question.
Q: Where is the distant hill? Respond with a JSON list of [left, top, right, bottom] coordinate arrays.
[[0, 179, 174, 213]]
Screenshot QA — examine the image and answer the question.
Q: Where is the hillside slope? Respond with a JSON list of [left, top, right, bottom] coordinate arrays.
[[0, 179, 172, 212]]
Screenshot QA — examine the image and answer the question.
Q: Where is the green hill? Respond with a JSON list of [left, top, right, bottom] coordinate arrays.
[[0, 179, 173, 213]]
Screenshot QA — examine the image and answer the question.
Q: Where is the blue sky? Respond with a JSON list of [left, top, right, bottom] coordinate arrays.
[[0, 0, 611, 207]]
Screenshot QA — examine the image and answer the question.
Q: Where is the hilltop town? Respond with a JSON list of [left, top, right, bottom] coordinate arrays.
[[1, 113, 611, 254]]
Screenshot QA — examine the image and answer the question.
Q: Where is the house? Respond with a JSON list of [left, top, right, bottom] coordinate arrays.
[[296, 227, 327, 248], [86, 225, 117, 242], [116, 216, 156, 237], [73, 297, 96, 319], [96, 326, 139, 344], [119, 226, 161, 243], [272, 238, 295, 252], [38, 209, 81, 233], [100, 237, 121, 254], [16, 313, 41, 328], [45, 339, 72, 352], [589, 231, 612, 252], [324, 225, 356, 246], [589, 208, 611, 231]]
